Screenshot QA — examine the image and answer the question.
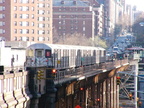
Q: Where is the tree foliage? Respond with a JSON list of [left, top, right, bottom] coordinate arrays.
[[90, 36, 107, 48], [132, 13, 144, 44]]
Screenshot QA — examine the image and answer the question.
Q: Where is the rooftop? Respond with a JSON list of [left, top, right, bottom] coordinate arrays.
[[53, 0, 90, 7]]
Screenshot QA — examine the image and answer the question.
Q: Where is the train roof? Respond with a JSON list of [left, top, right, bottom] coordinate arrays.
[[27, 43, 105, 51]]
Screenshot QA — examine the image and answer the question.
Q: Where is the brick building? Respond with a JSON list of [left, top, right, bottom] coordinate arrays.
[[0, 0, 53, 43], [53, 0, 95, 39]]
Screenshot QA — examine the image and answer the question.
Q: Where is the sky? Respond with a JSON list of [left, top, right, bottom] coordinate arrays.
[[126, 0, 144, 11]]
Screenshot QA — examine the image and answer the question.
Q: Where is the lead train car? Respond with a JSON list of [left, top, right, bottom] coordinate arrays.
[[25, 43, 106, 70]]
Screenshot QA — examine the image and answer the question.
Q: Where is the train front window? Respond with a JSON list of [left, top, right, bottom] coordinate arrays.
[[45, 50, 51, 58], [36, 49, 43, 57], [27, 49, 34, 57]]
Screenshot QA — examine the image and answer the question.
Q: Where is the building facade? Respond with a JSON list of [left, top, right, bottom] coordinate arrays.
[[0, 0, 53, 43], [53, 0, 95, 39]]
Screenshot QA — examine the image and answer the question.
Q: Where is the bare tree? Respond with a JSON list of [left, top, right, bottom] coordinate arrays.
[[53, 31, 107, 48], [54, 33, 91, 46]]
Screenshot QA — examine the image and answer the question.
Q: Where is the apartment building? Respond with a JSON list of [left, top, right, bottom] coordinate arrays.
[[0, 0, 53, 43], [53, 0, 95, 39]]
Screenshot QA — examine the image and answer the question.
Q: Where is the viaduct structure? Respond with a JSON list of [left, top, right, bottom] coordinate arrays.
[[0, 56, 139, 108]]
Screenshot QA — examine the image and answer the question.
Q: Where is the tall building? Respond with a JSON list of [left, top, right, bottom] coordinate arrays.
[[93, 3, 105, 37], [53, 0, 95, 39], [0, 0, 53, 43]]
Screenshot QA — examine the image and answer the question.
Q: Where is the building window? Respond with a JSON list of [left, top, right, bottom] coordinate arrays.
[[19, 37, 22, 41], [0, 0, 5, 3], [19, 29, 22, 33], [0, 6, 5, 11], [19, 22, 22, 26], [31, 22, 34, 26], [0, 29, 5, 34], [32, 0, 34, 3], [38, 30, 44, 34], [0, 21, 5, 26], [32, 37, 34, 41], [19, 14, 22, 18], [31, 7, 34, 11], [21, 29, 29, 34], [20, 0, 29, 3], [47, 3, 50, 7], [59, 27, 61, 29], [14, 6, 17, 11], [47, 30, 49, 34], [59, 21, 61, 24], [14, 0, 17, 3], [38, 17, 44, 21], [59, 15, 61, 18], [63, 20, 65, 24], [38, 37, 44, 41], [19, 6, 22, 11], [63, 33, 65, 36], [38, 3, 45, 8], [20, 14, 29, 19], [14, 37, 17, 41], [47, 17, 49, 21], [83, 27, 85, 31], [0, 14, 5, 18], [43, 37, 45, 41], [83, 21, 85, 25], [14, 29, 17, 33], [14, 14, 17, 18], [20, 21, 29, 26], [26, 37, 29, 41], [38, 10, 44, 15], [47, 37, 49, 41], [32, 29, 34, 34], [32, 14, 34, 19], [26, 29, 29, 33], [20, 6, 29, 11], [38, 23, 44, 28]]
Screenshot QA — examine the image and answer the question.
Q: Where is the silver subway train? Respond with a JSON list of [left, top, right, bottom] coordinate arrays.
[[25, 43, 106, 69]]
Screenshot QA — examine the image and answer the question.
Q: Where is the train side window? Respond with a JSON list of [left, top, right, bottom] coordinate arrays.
[[36, 49, 43, 57]]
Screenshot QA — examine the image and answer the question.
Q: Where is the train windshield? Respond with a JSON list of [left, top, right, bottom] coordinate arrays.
[[27, 49, 34, 57], [35, 49, 44, 57]]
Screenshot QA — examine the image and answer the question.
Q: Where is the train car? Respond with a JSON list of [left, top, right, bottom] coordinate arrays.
[[25, 43, 106, 70]]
